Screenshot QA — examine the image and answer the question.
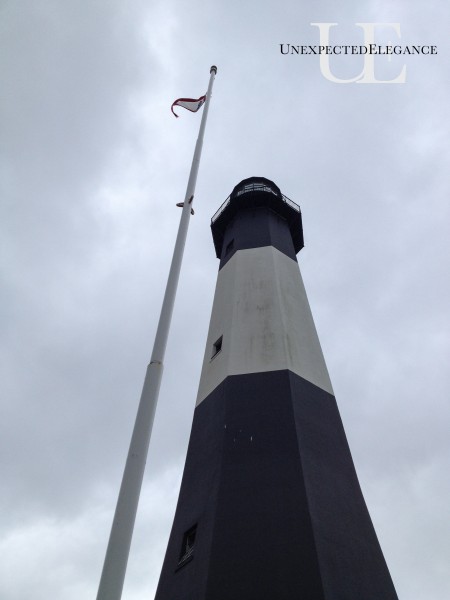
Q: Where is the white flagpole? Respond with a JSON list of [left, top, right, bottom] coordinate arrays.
[[96, 65, 217, 600]]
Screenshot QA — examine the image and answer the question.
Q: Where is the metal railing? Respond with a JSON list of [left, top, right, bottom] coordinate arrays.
[[211, 197, 231, 223], [211, 182, 300, 224]]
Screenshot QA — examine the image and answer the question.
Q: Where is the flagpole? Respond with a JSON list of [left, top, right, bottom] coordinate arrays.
[[96, 65, 217, 600]]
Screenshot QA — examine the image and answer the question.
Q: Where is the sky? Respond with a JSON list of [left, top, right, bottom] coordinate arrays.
[[1, 1, 449, 599]]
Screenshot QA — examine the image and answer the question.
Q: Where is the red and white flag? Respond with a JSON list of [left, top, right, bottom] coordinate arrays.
[[171, 95, 206, 118]]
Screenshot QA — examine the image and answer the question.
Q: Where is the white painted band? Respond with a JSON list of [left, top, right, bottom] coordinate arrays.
[[196, 246, 333, 405]]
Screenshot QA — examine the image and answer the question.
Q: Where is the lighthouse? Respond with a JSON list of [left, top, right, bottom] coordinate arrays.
[[155, 177, 398, 600]]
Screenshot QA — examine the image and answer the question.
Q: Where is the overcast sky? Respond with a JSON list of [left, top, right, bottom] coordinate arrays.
[[1, 1, 449, 599]]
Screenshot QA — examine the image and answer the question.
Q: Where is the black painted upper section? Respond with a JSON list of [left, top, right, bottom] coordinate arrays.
[[155, 371, 398, 600], [217, 206, 297, 269], [211, 177, 304, 265]]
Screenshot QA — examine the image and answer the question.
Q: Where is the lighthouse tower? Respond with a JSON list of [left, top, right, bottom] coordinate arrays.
[[155, 177, 398, 600]]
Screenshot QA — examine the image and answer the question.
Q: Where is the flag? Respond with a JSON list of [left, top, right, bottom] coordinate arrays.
[[171, 95, 206, 118]]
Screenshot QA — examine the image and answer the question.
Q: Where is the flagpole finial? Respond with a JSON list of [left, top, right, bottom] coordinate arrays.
[[210, 65, 218, 74]]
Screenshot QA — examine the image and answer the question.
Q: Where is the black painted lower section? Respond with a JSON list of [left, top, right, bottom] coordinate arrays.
[[155, 371, 398, 600]]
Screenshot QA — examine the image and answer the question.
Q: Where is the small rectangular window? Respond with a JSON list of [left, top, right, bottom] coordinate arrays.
[[211, 335, 223, 359], [178, 524, 197, 567]]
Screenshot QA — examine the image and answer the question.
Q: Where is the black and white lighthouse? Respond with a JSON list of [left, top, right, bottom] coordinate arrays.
[[155, 177, 398, 600]]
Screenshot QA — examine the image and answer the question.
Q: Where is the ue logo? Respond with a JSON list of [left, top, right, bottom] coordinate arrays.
[[311, 22, 407, 84]]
